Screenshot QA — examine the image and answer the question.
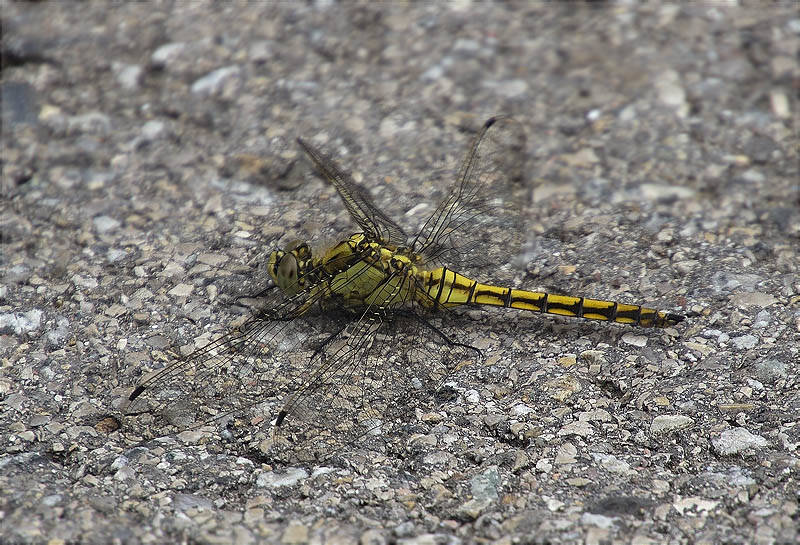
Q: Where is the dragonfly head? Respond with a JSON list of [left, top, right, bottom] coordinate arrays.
[[268, 240, 313, 296]]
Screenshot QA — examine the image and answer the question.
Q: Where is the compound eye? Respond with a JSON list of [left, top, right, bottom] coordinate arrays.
[[276, 253, 299, 292]]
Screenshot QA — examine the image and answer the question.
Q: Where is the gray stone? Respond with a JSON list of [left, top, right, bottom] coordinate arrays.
[[713, 428, 768, 455], [651, 415, 694, 434], [0, 309, 43, 335], [255, 468, 308, 488]]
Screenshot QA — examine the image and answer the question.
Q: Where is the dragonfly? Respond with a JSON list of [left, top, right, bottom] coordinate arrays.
[[125, 116, 684, 462]]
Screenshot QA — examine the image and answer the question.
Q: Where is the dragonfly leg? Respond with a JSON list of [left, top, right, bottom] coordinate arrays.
[[399, 309, 482, 359]]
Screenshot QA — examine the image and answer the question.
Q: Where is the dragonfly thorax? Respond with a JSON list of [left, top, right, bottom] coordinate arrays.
[[315, 233, 424, 309]]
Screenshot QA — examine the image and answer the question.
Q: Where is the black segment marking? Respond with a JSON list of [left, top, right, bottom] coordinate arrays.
[[444, 271, 456, 303], [547, 298, 581, 316], [434, 267, 448, 308], [616, 307, 641, 324], [475, 289, 498, 304], [512, 294, 541, 309], [467, 280, 477, 305]]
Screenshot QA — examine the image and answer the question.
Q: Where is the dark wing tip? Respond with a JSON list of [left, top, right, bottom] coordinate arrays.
[[129, 385, 146, 402], [484, 114, 512, 129]]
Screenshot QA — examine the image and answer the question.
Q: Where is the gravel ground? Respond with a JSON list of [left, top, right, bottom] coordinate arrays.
[[2, 2, 798, 544]]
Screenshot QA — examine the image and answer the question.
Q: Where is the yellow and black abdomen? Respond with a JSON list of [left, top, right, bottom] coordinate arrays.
[[422, 267, 683, 328]]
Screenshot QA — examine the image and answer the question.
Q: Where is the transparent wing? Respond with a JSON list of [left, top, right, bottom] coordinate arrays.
[[123, 245, 378, 439], [265, 300, 479, 463], [297, 137, 407, 244], [125, 284, 330, 430], [411, 116, 528, 274], [124, 267, 478, 463]]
